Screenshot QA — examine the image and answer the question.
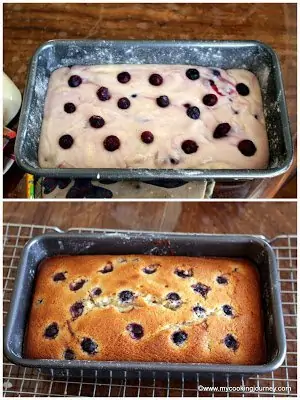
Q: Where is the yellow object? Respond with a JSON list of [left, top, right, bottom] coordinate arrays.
[[26, 174, 35, 199]]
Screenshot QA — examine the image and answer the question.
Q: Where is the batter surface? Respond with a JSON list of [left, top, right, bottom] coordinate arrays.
[[38, 65, 269, 169]]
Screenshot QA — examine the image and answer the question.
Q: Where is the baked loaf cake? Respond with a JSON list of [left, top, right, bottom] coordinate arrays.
[[38, 65, 269, 169], [25, 255, 265, 364]]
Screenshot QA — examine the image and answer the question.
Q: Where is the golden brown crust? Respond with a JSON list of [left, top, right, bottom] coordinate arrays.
[[25, 255, 265, 364]]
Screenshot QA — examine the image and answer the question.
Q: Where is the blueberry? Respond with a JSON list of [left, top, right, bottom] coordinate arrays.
[[175, 268, 193, 278], [224, 334, 239, 351], [68, 75, 82, 87], [165, 292, 182, 309], [193, 305, 206, 317], [89, 115, 105, 128], [64, 102, 76, 113], [103, 135, 120, 152], [81, 337, 98, 354], [126, 323, 144, 339], [53, 272, 66, 282], [119, 290, 134, 303], [192, 283, 211, 299], [216, 276, 228, 284], [236, 83, 250, 96], [172, 330, 188, 346], [213, 123, 231, 139], [117, 72, 131, 84], [211, 69, 221, 77], [170, 158, 180, 165], [44, 322, 59, 339], [99, 262, 113, 273], [181, 140, 198, 154], [59, 134, 74, 149], [64, 348, 76, 360], [149, 73, 163, 86], [69, 279, 86, 291], [92, 287, 102, 296], [141, 131, 154, 144], [186, 106, 200, 120], [186, 69, 199, 80], [166, 292, 181, 301], [142, 264, 158, 274], [117, 97, 131, 109], [156, 95, 170, 108], [97, 86, 111, 101], [238, 140, 257, 157], [202, 94, 218, 106], [223, 305, 233, 316], [70, 301, 84, 319]]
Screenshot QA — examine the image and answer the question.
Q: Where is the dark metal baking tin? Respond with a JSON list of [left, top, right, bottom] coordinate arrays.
[[15, 40, 293, 181], [4, 231, 286, 380]]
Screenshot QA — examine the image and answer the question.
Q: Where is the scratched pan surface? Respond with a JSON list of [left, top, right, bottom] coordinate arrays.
[[15, 40, 293, 180], [4, 231, 286, 380]]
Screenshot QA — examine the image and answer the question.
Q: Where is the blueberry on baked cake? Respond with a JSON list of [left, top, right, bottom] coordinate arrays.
[[191, 282, 211, 298], [81, 338, 98, 355], [44, 322, 59, 339], [69, 278, 86, 291], [126, 323, 144, 340], [143, 263, 159, 274], [25, 255, 265, 365]]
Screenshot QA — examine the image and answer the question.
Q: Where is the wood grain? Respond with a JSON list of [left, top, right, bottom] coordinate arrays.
[[3, 3, 297, 198], [3, 201, 296, 237]]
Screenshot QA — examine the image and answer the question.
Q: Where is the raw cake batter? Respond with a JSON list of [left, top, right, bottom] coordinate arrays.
[[38, 65, 269, 169]]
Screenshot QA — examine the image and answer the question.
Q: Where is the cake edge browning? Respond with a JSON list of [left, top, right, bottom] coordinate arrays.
[[25, 255, 266, 365]]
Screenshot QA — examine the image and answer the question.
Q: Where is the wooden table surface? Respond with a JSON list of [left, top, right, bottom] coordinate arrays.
[[3, 201, 296, 237], [3, 3, 297, 198]]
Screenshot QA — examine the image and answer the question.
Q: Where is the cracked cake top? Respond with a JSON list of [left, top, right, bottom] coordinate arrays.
[[25, 254, 265, 364]]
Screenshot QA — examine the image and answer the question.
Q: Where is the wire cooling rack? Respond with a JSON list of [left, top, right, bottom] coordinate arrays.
[[3, 223, 297, 397]]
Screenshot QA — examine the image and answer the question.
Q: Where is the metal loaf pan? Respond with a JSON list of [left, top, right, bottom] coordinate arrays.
[[4, 231, 286, 380], [15, 40, 293, 181]]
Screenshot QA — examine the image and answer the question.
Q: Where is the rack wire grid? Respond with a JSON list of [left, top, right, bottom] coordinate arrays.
[[3, 223, 297, 397]]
